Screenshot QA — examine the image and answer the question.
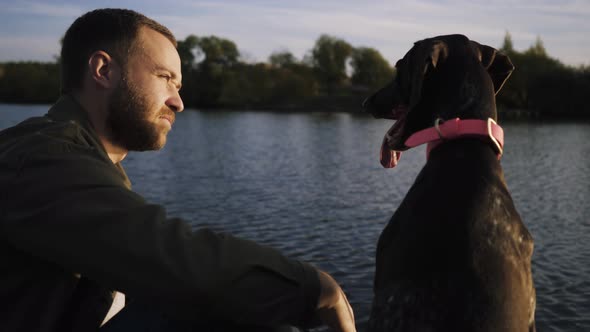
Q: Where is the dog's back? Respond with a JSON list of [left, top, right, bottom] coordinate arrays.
[[369, 140, 535, 331]]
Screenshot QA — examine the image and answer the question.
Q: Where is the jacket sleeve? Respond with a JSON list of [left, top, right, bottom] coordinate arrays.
[[0, 142, 321, 328]]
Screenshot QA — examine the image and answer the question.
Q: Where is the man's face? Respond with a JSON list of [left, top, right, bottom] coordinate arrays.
[[107, 26, 183, 151]]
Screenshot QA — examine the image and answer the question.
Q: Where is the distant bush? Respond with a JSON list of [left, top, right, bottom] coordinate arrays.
[[0, 62, 59, 103], [497, 32, 589, 118]]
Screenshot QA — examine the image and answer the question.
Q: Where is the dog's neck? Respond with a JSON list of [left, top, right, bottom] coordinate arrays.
[[427, 137, 503, 172], [412, 59, 502, 159]]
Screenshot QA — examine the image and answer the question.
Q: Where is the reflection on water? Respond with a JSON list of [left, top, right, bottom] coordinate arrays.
[[1, 104, 589, 331]]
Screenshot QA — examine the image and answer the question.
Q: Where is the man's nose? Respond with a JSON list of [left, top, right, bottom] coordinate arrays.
[[166, 91, 184, 113]]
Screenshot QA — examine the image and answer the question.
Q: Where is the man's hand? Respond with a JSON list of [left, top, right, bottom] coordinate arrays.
[[316, 270, 356, 332]]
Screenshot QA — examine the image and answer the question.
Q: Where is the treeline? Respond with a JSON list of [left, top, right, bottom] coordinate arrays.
[[0, 62, 60, 104], [175, 34, 392, 110], [497, 32, 590, 119], [0, 33, 588, 118]]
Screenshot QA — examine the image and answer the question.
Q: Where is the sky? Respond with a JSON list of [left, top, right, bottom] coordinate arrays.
[[0, 0, 588, 67]]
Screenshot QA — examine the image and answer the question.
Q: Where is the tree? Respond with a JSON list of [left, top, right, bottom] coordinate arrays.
[[176, 35, 202, 107], [495, 34, 590, 118], [310, 35, 353, 92], [349, 47, 394, 88], [0, 62, 60, 103], [194, 36, 240, 67], [526, 36, 547, 57], [177, 35, 200, 69], [176, 35, 241, 107], [269, 50, 297, 68], [500, 31, 515, 54]]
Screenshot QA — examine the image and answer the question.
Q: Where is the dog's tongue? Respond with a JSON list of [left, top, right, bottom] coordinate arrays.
[[380, 139, 402, 168], [379, 109, 407, 168]]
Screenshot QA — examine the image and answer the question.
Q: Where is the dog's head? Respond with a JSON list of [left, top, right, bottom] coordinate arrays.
[[363, 34, 514, 166]]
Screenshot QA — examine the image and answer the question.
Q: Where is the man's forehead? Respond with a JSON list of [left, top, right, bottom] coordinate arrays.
[[135, 27, 182, 76], [135, 27, 177, 56]]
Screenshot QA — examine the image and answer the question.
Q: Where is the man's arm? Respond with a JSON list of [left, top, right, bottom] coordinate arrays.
[[0, 146, 354, 330]]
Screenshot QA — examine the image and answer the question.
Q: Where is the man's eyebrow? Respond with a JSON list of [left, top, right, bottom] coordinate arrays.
[[154, 65, 182, 89], [154, 65, 177, 78]]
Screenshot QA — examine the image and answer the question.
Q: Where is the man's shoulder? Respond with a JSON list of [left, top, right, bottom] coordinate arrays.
[[0, 115, 132, 190], [0, 115, 101, 165]]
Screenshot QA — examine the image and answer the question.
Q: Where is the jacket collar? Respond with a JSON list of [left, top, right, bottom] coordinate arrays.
[[47, 94, 132, 189], [47, 94, 94, 130]]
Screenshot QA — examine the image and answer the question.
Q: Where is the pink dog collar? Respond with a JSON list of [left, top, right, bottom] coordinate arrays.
[[404, 118, 504, 159]]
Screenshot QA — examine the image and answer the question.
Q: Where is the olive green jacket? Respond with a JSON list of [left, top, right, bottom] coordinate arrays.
[[0, 96, 320, 331]]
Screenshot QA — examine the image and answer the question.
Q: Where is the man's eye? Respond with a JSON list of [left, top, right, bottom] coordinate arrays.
[[160, 74, 171, 81]]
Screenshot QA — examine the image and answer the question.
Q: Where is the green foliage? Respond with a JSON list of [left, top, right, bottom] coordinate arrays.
[[177, 35, 241, 107], [526, 36, 547, 57], [497, 33, 588, 118], [194, 36, 240, 67], [1, 32, 588, 118], [177, 35, 200, 69], [218, 63, 319, 107], [0, 62, 60, 103], [175, 34, 322, 108], [268, 51, 297, 68], [310, 35, 353, 92], [350, 47, 394, 89], [500, 31, 514, 53]]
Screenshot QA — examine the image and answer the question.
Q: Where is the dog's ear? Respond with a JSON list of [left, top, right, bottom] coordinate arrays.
[[409, 40, 448, 108], [428, 40, 448, 69], [477, 43, 515, 95]]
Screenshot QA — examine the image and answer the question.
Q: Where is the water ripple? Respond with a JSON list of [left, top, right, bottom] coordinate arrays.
[[2, 106, 589, 331], [112, 115, 590, 331]]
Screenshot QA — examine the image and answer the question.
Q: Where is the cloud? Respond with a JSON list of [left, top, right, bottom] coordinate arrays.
[[178, 0, 587, 65], [0, 0, 587, 65], [2, 1, 83, 18]]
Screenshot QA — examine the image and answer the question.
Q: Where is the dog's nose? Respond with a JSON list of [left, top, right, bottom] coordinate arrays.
[[362, 93, 392, 119]]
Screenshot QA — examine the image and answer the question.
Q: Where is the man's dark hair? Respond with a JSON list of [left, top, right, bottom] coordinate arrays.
[[60, 8, 177, 94]]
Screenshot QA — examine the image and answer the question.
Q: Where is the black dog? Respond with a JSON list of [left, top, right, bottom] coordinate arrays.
[[363, 34, 536, 331]]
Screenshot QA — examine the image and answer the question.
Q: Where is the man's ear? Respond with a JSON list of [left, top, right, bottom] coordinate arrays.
[[88, 51, 119, 89]]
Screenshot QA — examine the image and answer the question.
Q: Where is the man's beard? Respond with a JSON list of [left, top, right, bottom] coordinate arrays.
[[106, 75, 170, 151]]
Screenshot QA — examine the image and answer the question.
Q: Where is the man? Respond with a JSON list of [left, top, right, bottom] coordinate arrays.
[[0, 8, 355, 332]]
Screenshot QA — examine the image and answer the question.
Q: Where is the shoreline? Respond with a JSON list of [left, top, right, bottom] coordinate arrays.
[[1, 101, 589, 122]]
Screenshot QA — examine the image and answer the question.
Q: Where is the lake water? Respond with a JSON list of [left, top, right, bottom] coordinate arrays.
[[1, 104, 589, 331]]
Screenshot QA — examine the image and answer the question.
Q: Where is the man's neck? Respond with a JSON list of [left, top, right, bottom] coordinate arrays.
[[100, 140, 128, 164], [72, 91, 128, 164]]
